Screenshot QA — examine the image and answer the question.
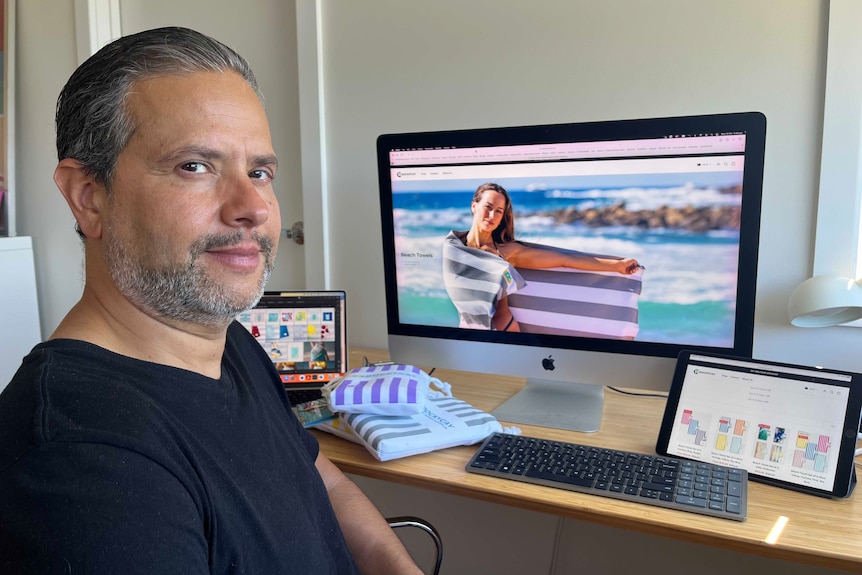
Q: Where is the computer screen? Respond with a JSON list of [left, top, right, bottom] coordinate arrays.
[[376, 112, 766, 432], [237, 291, 348, 390]]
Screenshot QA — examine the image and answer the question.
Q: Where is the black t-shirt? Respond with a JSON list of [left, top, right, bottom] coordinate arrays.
[[0, 322, 359, 574]]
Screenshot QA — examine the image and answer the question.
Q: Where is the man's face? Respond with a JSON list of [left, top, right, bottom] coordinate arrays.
[[103, 71, 281, 327]]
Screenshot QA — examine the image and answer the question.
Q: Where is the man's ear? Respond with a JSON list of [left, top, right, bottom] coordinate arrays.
[[54, 159, 106, 239]]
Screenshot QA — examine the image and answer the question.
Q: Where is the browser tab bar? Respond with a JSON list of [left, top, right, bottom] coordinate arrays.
[[389, 135, 747, 166]]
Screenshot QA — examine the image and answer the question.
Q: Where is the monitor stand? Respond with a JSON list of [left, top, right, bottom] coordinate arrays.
[[491, 378, 604, 433]]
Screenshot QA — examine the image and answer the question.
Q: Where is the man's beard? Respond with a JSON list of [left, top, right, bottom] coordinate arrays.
[[105, 230, 275, 327]]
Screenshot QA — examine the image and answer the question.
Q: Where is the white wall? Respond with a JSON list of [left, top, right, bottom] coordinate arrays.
[[314, 0, 862, 377], [16, 1, 81, 339], [15, 0, 306, 339]]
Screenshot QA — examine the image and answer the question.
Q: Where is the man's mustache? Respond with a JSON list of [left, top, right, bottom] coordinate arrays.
[[193, 232, 274, 257]]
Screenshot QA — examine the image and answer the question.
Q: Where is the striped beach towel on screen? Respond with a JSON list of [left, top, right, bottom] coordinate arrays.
[[508, 265, 642, 340], [443, 232, 641, 339], [442, 231, 526, 329], [341, 395, 503, 461]]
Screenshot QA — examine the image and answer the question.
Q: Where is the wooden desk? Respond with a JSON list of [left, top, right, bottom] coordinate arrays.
[[313, 348, 862, 573]]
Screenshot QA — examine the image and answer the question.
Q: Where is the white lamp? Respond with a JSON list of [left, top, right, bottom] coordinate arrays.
[[788, 274, 862, 327]]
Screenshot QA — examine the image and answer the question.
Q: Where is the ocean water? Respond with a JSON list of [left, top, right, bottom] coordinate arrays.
[[391, 185, 742, 346]]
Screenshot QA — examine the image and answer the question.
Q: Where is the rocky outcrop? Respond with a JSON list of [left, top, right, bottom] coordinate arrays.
[[538, 201, 741, 232]]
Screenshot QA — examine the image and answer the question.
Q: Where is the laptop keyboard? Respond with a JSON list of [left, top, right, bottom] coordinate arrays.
[[285, 388, 323, 406], [466, 432, 747, 521]]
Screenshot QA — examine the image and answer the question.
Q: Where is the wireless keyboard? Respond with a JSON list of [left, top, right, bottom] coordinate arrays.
[[466, 432, 747, 521]]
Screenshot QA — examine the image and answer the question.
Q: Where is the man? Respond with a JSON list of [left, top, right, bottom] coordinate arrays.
[[0, 27, 423, 574]]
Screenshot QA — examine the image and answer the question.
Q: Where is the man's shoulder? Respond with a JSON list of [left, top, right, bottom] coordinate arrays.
[[0, 340, 198, 464], [224, 319, 272, 370], [0, 341, 124, 471], [2, 339, 124, 405], [9, 338, 172, 397]]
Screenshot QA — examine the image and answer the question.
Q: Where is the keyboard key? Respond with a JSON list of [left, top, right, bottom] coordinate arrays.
[[676, 495, 708, 508], [726, 496, 743, 514]]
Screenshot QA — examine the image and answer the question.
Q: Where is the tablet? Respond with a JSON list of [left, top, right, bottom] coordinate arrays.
[[656, 351, 862, 498]]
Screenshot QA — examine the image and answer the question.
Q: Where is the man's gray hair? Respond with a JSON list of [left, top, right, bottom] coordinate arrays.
[[56, 26, 261, 195]]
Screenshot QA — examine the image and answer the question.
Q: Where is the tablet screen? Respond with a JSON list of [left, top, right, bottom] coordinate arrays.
[[657, 352, 861, 498]]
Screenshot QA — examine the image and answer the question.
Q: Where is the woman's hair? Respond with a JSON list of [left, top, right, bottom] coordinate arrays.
[[56, 27, 261, 236], [473, 182, 515, 243]]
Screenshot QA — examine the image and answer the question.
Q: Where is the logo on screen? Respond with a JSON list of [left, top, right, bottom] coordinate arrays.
[[542, 355, 555, 371]]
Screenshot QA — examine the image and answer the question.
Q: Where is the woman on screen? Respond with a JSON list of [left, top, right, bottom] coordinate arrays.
[[310, 340, 329, 365], [443, 182, 641, 332]]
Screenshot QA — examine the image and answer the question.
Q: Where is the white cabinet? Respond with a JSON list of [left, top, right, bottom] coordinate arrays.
[[0, 236, 41, 391]]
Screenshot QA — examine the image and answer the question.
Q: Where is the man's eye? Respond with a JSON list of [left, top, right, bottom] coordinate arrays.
[[180, 162, 208, 173], [250, 169, 274, 182]]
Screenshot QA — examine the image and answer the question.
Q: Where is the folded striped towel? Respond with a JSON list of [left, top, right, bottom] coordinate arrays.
[[442, 231, 526, 329], [336, 395, 503, 461], [323, 364, 452, 416]]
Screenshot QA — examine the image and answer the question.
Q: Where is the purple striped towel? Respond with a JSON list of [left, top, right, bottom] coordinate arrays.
[[322, 364, 452, 416]]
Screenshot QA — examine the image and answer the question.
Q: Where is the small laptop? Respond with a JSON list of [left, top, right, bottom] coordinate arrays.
[[237, 290, 348, 405], [656, 350, 862, 498]]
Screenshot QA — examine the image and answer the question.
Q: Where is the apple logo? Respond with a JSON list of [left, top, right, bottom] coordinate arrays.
[[541, 355, 555, 371]]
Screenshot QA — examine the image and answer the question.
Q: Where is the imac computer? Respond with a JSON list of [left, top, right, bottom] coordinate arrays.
[[376, 112, 766, 432]]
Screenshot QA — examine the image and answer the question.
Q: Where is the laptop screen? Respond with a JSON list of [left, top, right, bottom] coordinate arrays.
[[237, 291, 348, 389]]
